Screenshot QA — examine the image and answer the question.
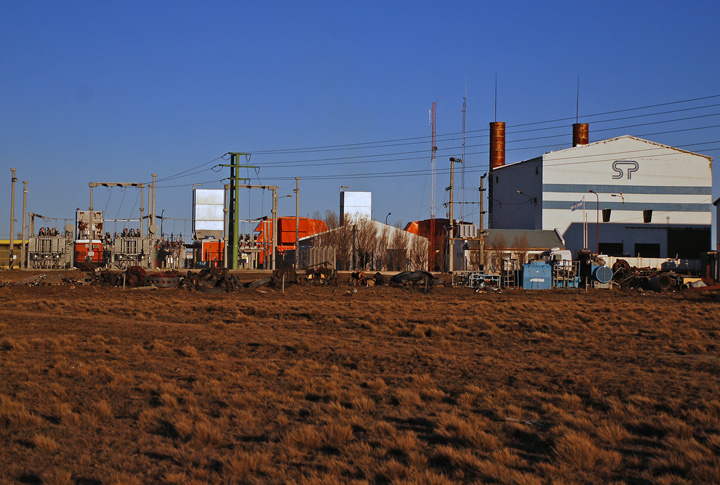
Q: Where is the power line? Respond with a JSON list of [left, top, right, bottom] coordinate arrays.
[[247, 94, 720, 155], [151, 154, 226, 184], [256, 139, 720, 181], [245, 115, 720, 170], [142, 95, 720, 187]]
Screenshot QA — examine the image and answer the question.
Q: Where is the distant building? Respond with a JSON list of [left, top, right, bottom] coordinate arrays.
[[340, 191, 372, 222], [300, 220, 428, 271], [490, 129, 712, 259]]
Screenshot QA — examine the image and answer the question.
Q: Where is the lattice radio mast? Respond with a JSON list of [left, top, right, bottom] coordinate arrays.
[[429, 101, 437, 271], [460, 92, 466, 222]]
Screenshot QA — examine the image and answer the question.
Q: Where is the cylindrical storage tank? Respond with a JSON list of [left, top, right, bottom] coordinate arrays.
[[489, 122, 506, 170], [649, 274, 672, 291], [572, 123, 589, 147], [593, 265, 613, 284]]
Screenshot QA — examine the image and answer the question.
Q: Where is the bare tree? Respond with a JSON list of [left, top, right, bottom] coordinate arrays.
[[354, 216, 377, 270], [409, 236, 429, 271], [469, 243, 482, 271], [388, 228, 409, 271], [375, 225, 390, 270], [435, 235, 447, 272], [319, 210, 353, 270], [512, 234, 531, 265], [488, 233, 507, 273]]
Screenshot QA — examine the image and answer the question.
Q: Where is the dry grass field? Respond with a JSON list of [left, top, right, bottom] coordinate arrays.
[[1, 271, 720, 484]]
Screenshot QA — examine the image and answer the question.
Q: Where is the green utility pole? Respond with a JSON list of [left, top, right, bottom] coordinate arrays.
[[221, 153, 254, 269]]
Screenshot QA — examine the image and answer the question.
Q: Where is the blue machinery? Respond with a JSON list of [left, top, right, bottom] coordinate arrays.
[[464, 258, 612, 290]]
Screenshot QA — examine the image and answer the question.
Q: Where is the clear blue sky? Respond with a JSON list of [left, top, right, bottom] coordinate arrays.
[[2, 1, 719, 238]]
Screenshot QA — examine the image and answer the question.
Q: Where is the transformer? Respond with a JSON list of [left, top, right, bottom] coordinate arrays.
[[522, 261, 552, 290]]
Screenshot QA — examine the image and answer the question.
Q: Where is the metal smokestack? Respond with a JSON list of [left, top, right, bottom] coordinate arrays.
[[489, 122, 506, 169], [488, 122, 506, 229], [573, 123, 589, 147]]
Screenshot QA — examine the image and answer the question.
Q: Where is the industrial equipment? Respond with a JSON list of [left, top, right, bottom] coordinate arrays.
[[27, 221, 74, 269], [74, 210, 105, 265], [522, 261, 552, 290], [578, 250, 614, 288]]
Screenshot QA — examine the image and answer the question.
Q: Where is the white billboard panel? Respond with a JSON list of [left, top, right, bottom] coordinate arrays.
[[193, 189, 224, 240]]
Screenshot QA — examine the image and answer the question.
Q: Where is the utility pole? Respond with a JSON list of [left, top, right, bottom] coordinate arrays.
[[429, 101, 437, 272], [221, 153, 254, 269], [151, 174, 157, 230], [448, 157, 463, 273], [9, 168, 17, 268], [140, 186, 144, 239], [294, 177, 300, 269], [21, 181, 27, 269], [223, 185, 229, 269], [479, 173, 487, 269]]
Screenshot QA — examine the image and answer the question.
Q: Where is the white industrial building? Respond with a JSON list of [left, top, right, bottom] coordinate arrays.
[[340, 191, 372, 222], [489, 125, 712, 259]]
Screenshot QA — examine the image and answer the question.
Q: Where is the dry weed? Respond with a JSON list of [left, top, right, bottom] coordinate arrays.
[[32, 433, 60, 453], [225, 450, 271, 481], [429, 444, 481, 474], [392, 388, 423, 408], [91, 399, 113, 420], [108, 472, 144, 485], [1, 336, 27, 351], [552, 430, 601, 471], [284, 424, 325, 451], [40, 468, 73, 485], [0, 395, 43, 427]]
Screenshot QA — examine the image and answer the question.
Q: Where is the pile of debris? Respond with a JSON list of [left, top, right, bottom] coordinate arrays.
[[390, 270, 435, 290], [304, 264, 337, 286], [4, 266, 441, 293], [612, 259, 682, 292]]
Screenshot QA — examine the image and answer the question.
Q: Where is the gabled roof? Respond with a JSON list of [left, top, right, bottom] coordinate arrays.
[[466, 229, 564, 250], [494, 134, 713, 170], [551, 135, 712, 162]]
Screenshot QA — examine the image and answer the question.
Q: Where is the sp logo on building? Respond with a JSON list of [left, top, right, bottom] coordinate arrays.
[[612, 160, 639, 180]]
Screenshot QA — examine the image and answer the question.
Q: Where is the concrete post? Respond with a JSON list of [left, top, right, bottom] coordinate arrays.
[[295, 177, 300, 269], [151, 174, 157, 229], [21, 181, 27, 269], [140, 186, 144, 239], [9, 169, 17, 268], [479, 173, 486, 269]]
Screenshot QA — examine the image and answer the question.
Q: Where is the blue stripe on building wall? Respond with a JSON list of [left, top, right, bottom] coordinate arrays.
[[543, 201, 712, 212], [542, 184, 711, 195]]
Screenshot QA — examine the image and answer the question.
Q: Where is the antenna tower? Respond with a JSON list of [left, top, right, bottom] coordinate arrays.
[[429, 101, 437, 271], [461, 93, 466, 222]]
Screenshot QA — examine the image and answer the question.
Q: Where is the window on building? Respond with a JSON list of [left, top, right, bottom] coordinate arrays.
[[635, 243, 660, 258], [599, 242, 624, 256]]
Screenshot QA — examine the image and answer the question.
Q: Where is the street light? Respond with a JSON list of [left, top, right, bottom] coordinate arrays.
[[588, 190, 599, 253], [339, 185, 349, 193], [611, 192, 625, 203], [516, 190, 536, 204], [385, 212, 391, 225]]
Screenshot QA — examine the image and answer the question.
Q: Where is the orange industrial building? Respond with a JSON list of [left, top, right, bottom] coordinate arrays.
[[405, 218, 449, 271], [254, 217, 328, 265]]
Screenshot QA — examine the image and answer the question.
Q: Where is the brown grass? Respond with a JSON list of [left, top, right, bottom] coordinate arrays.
[[1, 279, 719, 482]]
